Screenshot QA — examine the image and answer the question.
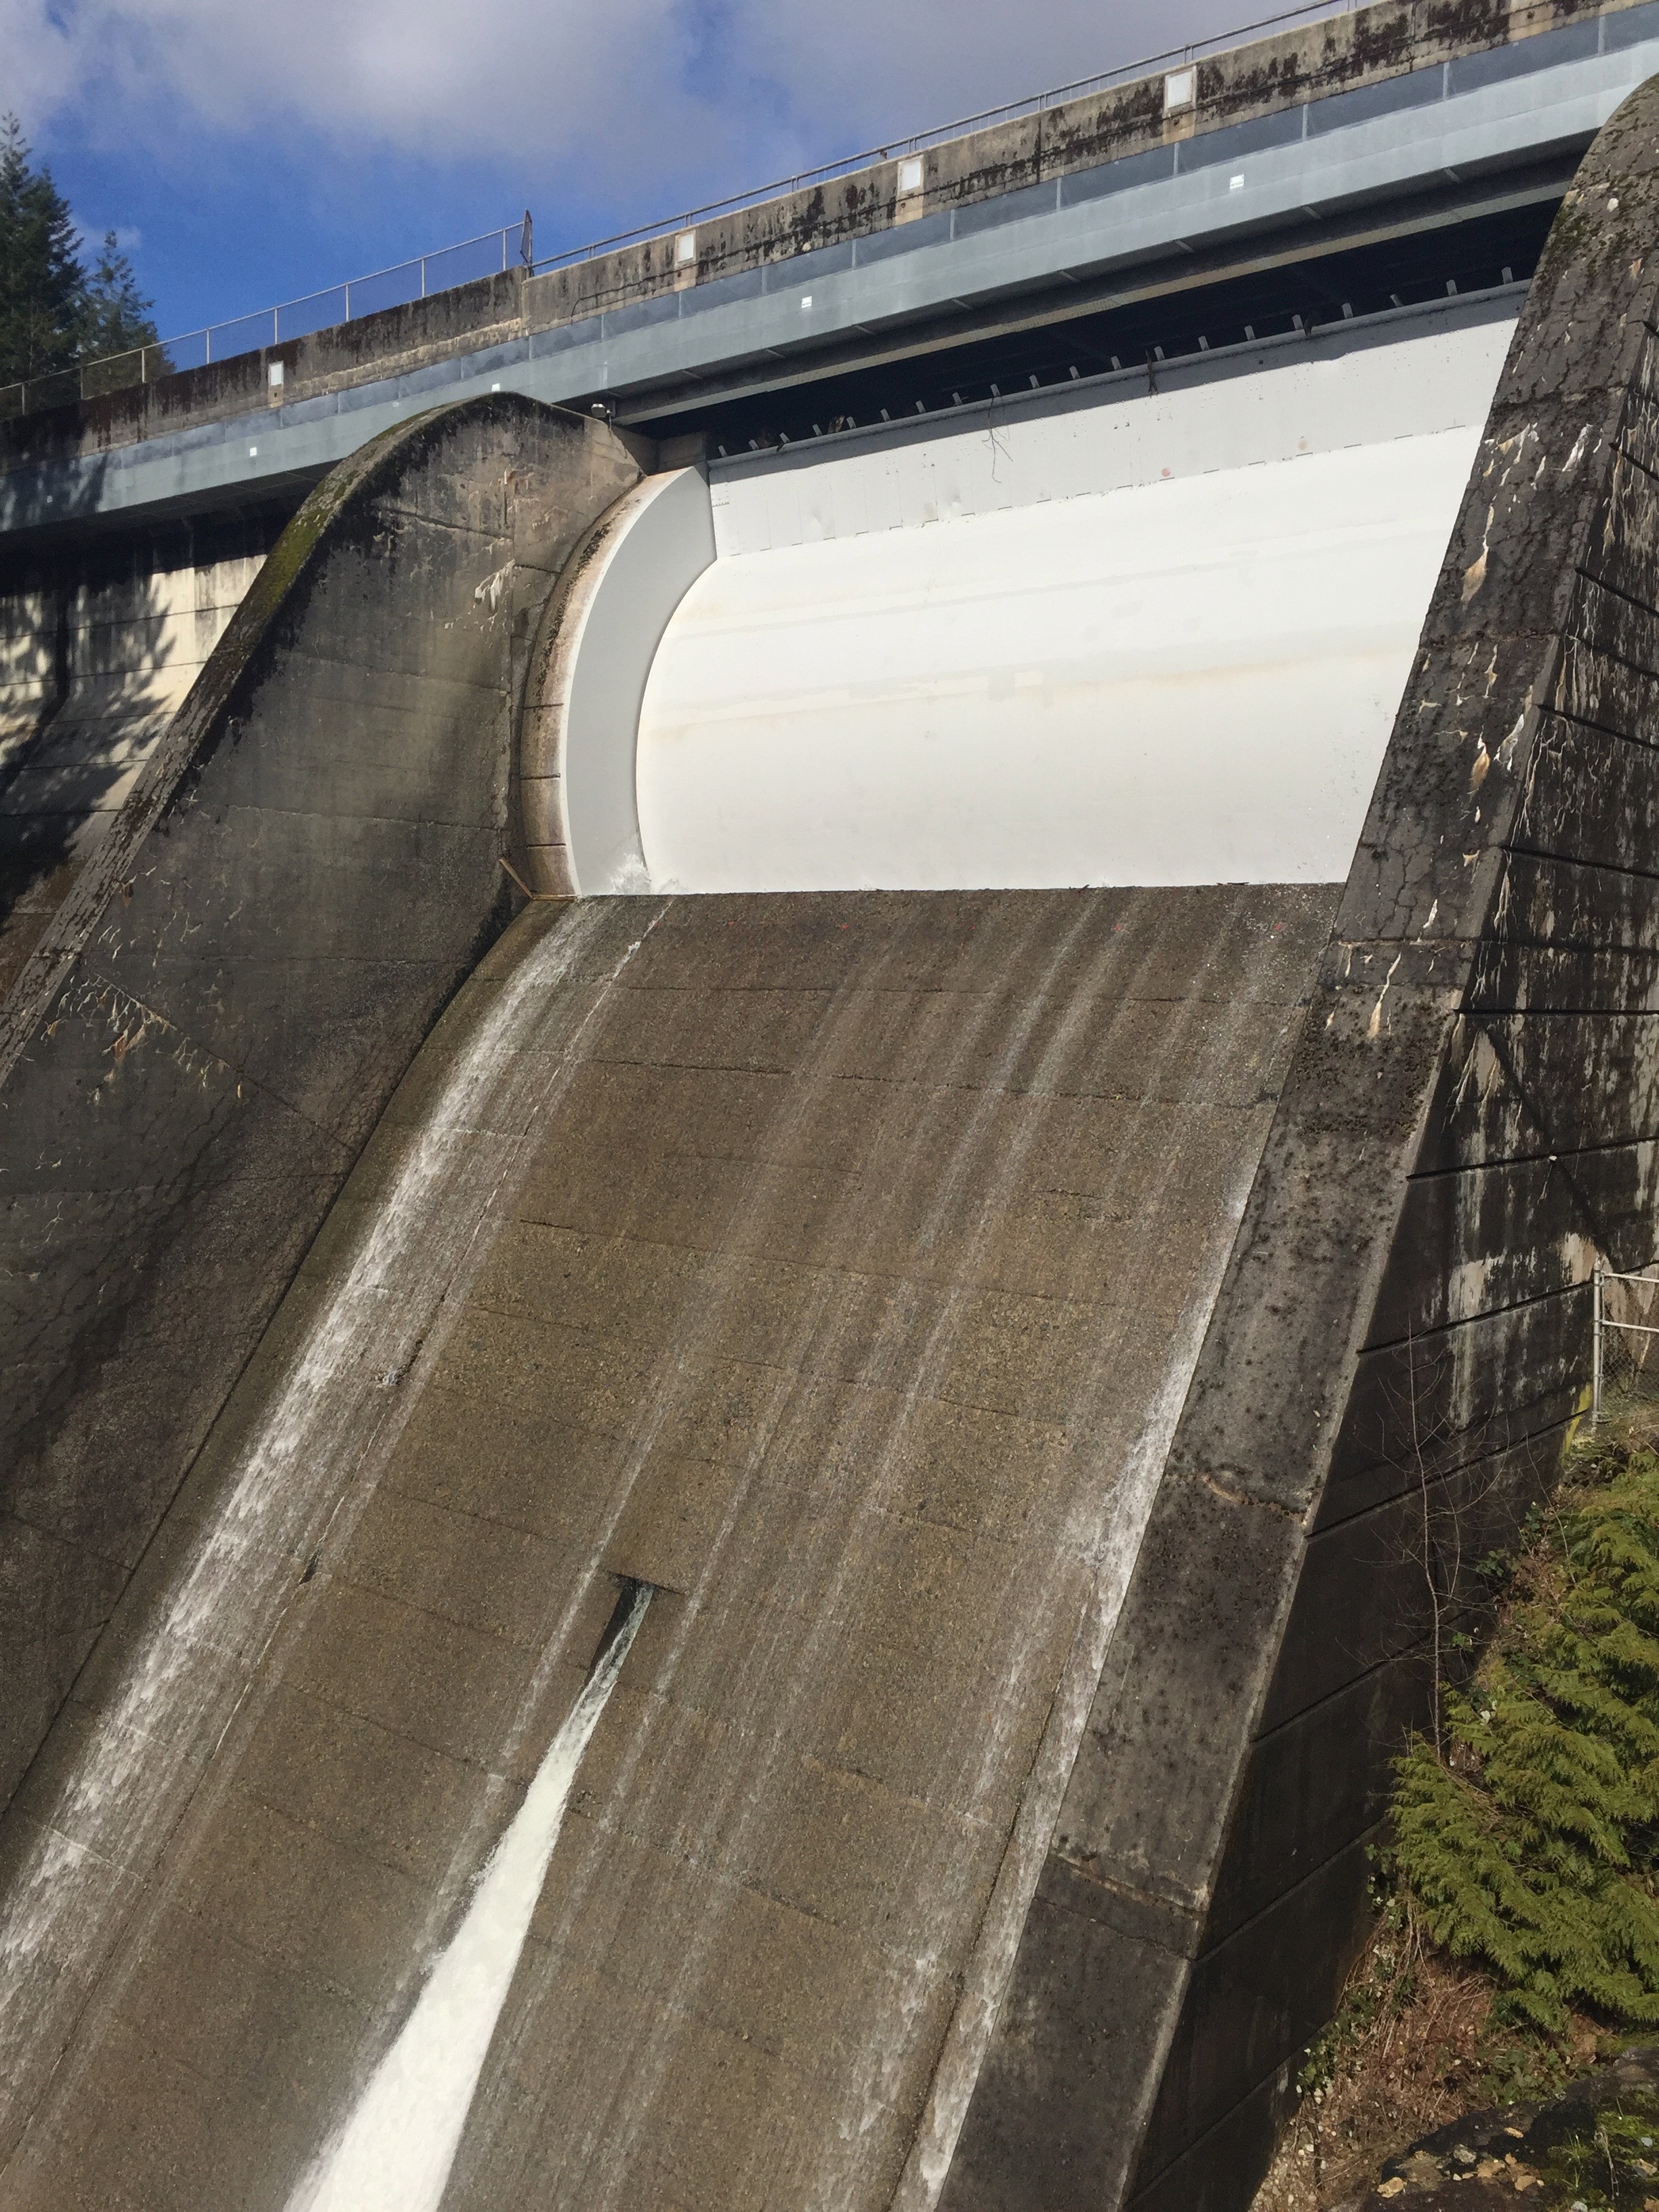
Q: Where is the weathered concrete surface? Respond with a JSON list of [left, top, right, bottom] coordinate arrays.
[[0, 394, 642, 1814], [934, 73, 1659, 2212], [0, 885, 1332, 2209], [0, 512, 287, 996]]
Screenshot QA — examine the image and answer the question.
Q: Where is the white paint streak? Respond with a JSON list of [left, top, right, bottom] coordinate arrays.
[[1366, 953, 1403, 1041], [473, 562, 513, 611]]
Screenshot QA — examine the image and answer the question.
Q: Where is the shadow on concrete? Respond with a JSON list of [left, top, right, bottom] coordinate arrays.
[[0, 556, 175, 999]]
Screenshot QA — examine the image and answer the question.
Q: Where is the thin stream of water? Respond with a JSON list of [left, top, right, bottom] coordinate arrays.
[[467, 887, 1311, 2211], [0, 901, 658, 2170], [291, 1584, 652, 2212]]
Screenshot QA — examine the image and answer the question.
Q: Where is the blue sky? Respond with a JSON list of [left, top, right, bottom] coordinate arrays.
[[10, 0, 1265, 343]]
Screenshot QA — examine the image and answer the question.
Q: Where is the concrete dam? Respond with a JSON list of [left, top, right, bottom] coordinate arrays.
[[4, 3, 1659, 2207]]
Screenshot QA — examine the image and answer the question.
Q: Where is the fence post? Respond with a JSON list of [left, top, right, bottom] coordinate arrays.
[[1593, 1263, 1605, 1427]]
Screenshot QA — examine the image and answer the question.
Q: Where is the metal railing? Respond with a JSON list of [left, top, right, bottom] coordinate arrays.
[[1592, 1264, 1659, 1422], [0, 219, 533, 421], [534, 0, 1364, 274], [0, 0, 1391, 422]]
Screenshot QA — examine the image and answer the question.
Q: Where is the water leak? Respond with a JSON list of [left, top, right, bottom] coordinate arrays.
[[0, 901, 661, 2159], [291, 1582, 652, 2212]]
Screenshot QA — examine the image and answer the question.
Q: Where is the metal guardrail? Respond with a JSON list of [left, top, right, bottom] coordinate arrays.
[[1592, 1264, 1659, 1421], [530, 0, 1364, 273], [0, 220, 534, 422], [0, 0, 1370, 422]]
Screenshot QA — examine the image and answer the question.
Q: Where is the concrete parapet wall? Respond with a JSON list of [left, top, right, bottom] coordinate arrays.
[[0, 394, 642, 1816]]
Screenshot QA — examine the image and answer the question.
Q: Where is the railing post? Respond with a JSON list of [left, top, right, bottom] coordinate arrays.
[[345, 279, 351, 321], [422, 257, 427, 300], [1593, 1263, 1605, 1427], [205, 326, 212, 365]]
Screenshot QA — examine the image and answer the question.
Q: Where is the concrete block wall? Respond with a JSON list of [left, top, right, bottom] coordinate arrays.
[[0, 519, 283, 996]]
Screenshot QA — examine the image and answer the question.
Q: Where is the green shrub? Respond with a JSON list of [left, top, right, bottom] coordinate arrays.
[[1392, 1446, 1659, 2034]]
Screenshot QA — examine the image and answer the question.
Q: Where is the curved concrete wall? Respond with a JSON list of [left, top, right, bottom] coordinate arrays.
[[0, 394, 642, 1813], [518, 465, 714, 895], [634, 300, 1515, 892]]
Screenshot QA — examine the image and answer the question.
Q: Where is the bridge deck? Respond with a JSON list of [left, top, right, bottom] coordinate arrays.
[[1, 0, 1654, 546]]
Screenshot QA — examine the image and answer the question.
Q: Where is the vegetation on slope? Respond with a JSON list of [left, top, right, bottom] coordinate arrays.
[[1393, 1444, 1659, 2035], [1254, 1414, 1659, 2210]]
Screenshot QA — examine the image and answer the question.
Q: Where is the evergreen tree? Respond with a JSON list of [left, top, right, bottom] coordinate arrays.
[[1392, 1448, 1659, 2034], [0, 114, 159, 386], [0, 115, 83, 381], [74, 230, 161, 365]]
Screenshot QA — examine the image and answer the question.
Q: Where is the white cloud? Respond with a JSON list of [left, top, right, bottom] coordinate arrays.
[[4, 0, 1258, 215], [723, 0, 1255, 148]]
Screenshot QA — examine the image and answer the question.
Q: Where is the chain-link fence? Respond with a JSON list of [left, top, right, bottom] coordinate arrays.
[[1593, 1265, 1659, 1418]]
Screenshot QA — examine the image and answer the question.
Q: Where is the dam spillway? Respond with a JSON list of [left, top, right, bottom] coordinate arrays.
[[6, 18, 1659, 2212], [1, 882, 1335, 2209]]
